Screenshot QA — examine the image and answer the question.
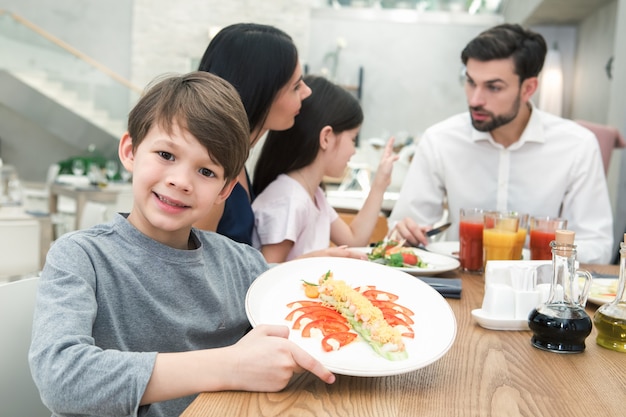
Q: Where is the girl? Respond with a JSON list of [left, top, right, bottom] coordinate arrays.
[[252, 75, 397, 263]]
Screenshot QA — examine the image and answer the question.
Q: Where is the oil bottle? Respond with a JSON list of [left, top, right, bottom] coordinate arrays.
[[594, 233, 626, 352]]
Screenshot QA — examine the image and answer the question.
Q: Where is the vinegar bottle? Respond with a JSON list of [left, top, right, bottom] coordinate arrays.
[[528, 230, 593, 353], [594, 233, 626, 352]]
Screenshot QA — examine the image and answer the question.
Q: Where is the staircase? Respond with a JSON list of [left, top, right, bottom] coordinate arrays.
[[0, 9, 140, 180], [10, 70, 127, 139]]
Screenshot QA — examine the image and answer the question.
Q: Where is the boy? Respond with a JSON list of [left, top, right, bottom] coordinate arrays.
[[29, 72, 334, 417]]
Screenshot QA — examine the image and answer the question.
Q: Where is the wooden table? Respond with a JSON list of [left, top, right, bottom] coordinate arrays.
[[48, 182, 131, 232], [181, 264, 625, 417]]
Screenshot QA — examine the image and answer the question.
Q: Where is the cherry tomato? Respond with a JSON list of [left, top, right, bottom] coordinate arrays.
[[321, 332, 358, 352], [362, 289, 399, 302], [301, 319, 350, 337], [401, 252, 418, 266], [304, 285, 319, 298]]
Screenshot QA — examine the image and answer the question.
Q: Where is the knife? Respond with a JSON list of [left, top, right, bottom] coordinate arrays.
[[426, 222, 451, 238]]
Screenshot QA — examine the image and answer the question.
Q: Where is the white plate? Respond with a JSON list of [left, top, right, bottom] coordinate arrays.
[[426, 241, 530, 260], [587, 278, 619, 305], [425, 241, 461, 259], [471, 309, 530, 331], [350, 247, 460, 275], [246, 257, 457, 377]]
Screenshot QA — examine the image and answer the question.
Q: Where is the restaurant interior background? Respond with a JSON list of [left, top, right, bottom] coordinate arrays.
[[0, 0, 625, 255]]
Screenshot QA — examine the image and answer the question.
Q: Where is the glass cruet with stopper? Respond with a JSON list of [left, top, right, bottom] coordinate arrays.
[[594, 233, 626, 352], [528, 229, 593, 353]]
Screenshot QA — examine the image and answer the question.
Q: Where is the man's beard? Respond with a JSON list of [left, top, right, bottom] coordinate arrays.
[[470, 95, 521, 132]]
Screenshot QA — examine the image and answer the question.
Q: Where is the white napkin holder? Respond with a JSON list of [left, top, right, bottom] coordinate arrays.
[[482, 260, 552, 320]]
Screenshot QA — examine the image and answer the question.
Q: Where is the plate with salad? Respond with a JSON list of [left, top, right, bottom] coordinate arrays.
[[351, 240, 460, 275], [587, 277, 619, 305], [245, 257, 457, 377]]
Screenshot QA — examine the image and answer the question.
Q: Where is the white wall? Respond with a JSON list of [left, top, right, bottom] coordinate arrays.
[[130, 0, 315, 89], [306, 9, 502, 142], [0, 0, 133, 78], [607, 0, 626, 259], [570, 2, 616, 122]]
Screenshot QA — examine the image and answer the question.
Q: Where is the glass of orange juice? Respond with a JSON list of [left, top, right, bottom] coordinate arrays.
[[483, 212, 520, 264], [512, 212, 529, 260]]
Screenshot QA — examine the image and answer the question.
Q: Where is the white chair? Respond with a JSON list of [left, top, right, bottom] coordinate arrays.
[[0, 277, 51, 416], [79, 201, 109, 230], [109, 188, 133, 219], [22, 163, 77, 236], [0, 219, 41, 280], [22, 164, 60, 211]]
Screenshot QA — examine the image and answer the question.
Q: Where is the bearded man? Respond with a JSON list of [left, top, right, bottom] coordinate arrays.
[[389, 23, 613, 264]]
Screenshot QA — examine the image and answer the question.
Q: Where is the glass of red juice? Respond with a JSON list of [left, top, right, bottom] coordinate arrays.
[[529, 216, 568, 260], [459, 208, 485, 273]]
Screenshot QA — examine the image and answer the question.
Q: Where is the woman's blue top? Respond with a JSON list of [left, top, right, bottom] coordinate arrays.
[[217, 168, 255, 245]]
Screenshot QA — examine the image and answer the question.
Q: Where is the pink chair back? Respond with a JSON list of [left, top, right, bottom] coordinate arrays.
[[575, 120, 626, 175]]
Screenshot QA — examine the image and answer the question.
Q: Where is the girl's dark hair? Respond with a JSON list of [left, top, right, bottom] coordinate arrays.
[[127, 72, 250, 181], [252, 75, 363, 196], [461, 23, 547, 82], [198, 23, 299, 142]]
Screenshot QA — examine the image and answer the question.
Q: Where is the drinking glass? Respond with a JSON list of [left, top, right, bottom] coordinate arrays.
[[512, 213, 529, 260], [483, 212, 519, 264], [529, 216, 568, 260], [72, 159, 85, 176], [459, 208, 485, 273], [120, 167, 132, 183], [105, 160, 118, 181]]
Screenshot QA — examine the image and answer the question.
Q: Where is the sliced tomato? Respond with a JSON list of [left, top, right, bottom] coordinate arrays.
[[353, 285, 377, 293], [362, 289, 399, 302], [321, 332, 358, 352], [378, 307, 414, 325], [370, 299, 415, 317], [383, 312, 412, 329], [285, 304, 336, 321], [286, 300, 322, 309], [301, 319, 350, 337], [292, 310, 347, 330]]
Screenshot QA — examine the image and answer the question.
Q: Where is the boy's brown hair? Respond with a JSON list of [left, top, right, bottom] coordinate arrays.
[[127, 72, 250, 182]]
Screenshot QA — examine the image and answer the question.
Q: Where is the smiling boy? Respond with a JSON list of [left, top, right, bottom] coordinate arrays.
[[29, 72, 334, 417]]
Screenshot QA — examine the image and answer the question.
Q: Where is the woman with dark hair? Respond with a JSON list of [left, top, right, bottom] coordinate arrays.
[[251, 75, 397, 263], [193, 23, 311, 244]]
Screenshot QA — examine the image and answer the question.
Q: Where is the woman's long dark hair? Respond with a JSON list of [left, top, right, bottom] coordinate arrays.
[[198, 23, 299, 141], [253, 75, 363, 196]]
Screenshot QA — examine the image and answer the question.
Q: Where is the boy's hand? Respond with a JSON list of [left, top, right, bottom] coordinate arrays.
[[230, 324, 335, 391]]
